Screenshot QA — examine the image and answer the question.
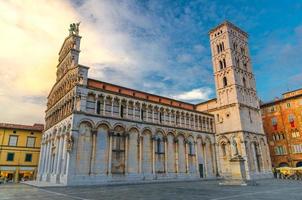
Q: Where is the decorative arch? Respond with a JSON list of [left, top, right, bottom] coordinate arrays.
[[96, 120, 111, 130], [77, 118, 95, 129]]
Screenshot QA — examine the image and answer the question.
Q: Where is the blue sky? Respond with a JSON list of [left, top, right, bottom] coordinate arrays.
[[1, 0, 302, 123], [72, 0, 302, 102]]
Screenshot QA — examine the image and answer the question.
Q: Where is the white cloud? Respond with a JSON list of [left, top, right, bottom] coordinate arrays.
[[176, 53, 194, 63], [172, 88, 213, 102], [193, 44, 205, 53], [0, 0, 214, 124]]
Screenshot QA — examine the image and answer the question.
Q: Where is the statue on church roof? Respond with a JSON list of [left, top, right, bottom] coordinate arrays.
[[69, 22, 81, 35]]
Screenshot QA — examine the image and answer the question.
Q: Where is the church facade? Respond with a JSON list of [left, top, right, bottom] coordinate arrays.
[[36, 21, 272, 186]]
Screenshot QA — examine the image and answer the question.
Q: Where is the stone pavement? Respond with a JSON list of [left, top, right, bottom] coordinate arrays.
[[0, 179, 301, 200]]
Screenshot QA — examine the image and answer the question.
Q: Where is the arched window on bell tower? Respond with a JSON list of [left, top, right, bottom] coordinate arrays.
[[223, 77, 228, 87], [243, 77, 247, 88], [219, 60, 223, 70], [223, 58, 226, 68]]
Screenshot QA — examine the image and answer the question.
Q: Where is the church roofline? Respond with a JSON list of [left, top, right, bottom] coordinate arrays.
[[195, 98, 217, 106], [208, 20, 248, 37], [87, 78, 214, 116]]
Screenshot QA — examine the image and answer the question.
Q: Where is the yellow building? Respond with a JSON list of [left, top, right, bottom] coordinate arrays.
[[0, 123, 43, 182]]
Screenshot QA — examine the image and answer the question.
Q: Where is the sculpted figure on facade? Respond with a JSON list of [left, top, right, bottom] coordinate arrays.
[[66, 133, 74, 153], [69, 22, 80, 35], [231, 137, 239, 157]]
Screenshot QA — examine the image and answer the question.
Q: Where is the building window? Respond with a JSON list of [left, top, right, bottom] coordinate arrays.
[[223, 77, 228, 87], [96, 100, 101, 114], [275, 146, 286, 155], [156, 138, 161, 153], [219, 60, 223, 70], [159, 112, 162, 123], [188, 142, 194, 155], [271, 117, 277, 130], [240, 47, 245, 55], [292, 130, 300, 138], [223, 58, 226, 68], [120, 105, 124, 118], [221, 143, 227, 156], [243, 77, 247, 88], [25, 154, 32, 162], [286, 103, 291, 108], [6, 152, 14, 161], [288, 114, 295, 127], [8, 135, 18, 146], [248, 109, 252, 123], [292, 144, 302, 154], [26, 137, 35, 147], [270, 106, 275, 112]]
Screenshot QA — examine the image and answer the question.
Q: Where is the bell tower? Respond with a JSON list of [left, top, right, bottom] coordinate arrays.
[[204, 21, 272, 180], [208, 21, 263, 134]]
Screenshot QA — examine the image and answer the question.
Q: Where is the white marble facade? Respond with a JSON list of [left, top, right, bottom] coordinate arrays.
[[37, 88, 217, 185]]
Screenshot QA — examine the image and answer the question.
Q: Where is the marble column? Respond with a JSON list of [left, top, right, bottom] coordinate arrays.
[[203, 142, 207, 178], [164, 137, 168, 174], [152, 137, 156, 175], [175, 139, 179, 174], [185, 141, 189, 174], [195, 141, 199, 175], [139, 136, 142, 174], [89, 130, 97, 175], [108, 131, 113, 176], [125, 134, 129, 175], [44, 140, 50, 174], [56, 136, 64, 174]]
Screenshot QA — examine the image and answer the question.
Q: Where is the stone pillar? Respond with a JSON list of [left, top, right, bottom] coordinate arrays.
[[164, 137, 168, 174], [195, 141, 199, 175], [139, 136, 142, 174], [212, 143, 218, 176], [175, 139, 179, 174], [90, 130, 97, 175], [111, 98, 114, 116], [94, 96, 98, 114], [152, 137, 156, 175], [44, 140, 50, 174], [108, 131, 113, 176], [42, 141, 48, 174], [152, 108, 154, 123], [125, 134, 129, 175], [53, 137, 60, 174], [56, 136, 64, 175], [202, 142, 207, 178], [146, 106, 149, 122], [185, 141, 189, 174], [61, 135, 67, 175], [126, 100, 129, 118], [103, 97, 106, 116], [47, 139, 53, 173], [118, 99, 122, 117]]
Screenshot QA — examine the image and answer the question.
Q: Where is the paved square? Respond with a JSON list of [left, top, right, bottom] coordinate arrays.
[[0, 179, 301, 200]]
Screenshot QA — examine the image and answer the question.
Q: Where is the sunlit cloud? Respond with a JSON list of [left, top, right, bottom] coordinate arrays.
[[172, 88, 213, 103]]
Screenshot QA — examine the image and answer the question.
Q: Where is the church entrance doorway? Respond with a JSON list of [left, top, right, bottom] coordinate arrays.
[[199, 164, 204, 178]]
